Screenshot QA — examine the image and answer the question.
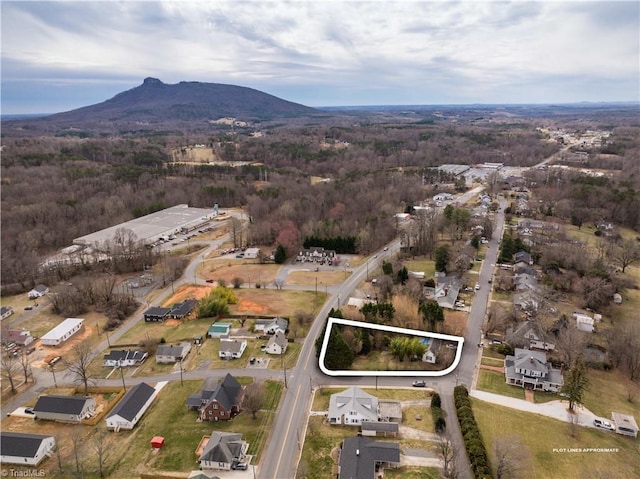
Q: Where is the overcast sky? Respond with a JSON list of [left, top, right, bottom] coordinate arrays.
[[2, 1, 639, 114]]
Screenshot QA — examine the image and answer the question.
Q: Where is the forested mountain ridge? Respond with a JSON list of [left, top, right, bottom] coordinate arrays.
[[22, 77, 318, 126]]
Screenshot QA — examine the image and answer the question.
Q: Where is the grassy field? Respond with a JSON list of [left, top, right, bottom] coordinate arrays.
[[115, 316, 212, 346], [231, 289, 322, 317], [482, 347, 506, 360], [286, 269, 347, 286], [197, 260, 282, 286], [472, 398, 640, 479], [481, 356, 504, 367], [385, 467, 441, 479], [402, 259, 436, 278], [477, 370, 526, 400], [582, 368, 639, 419]]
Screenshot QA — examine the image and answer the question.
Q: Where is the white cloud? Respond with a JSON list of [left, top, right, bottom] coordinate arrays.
[[1, 0, 638, 111]]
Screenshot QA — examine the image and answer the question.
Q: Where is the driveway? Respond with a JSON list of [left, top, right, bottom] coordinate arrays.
[[470, 390, 600, 427]]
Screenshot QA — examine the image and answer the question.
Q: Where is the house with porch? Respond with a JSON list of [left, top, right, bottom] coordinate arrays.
[[254, 317, 288, 334], [33, 395, 96, 423], [156, 342, 191, 363], [187, 373, 243, 422], [265, 333, 288, 355], [103, 349, 148, 367], [504, 348, 563, 392], [219, 339, 247, 359], [328, 387, 379, 425], [197, 432, 248, 470], [506, 321, 555, 351]]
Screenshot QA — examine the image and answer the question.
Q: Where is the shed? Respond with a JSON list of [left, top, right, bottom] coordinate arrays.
[[612, 412, 638, 438], [41, 318, 84, 346], [151, 436, 165, 449], [208, 322, 231, 338]]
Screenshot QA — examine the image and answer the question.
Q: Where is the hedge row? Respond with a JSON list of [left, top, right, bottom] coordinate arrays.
[[454, 385, 492, 479], [431, 392, 446, 432]]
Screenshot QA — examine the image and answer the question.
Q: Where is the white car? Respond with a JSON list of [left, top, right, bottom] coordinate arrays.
[[474, 283, 480, 290], [593, 418, 615, 431]]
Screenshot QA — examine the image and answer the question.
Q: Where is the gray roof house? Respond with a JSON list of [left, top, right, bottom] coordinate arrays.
[[0, 432, 56, 466], [254, 317, 288, 334], [506, 321, 555, 351], [423, 274, 462, 310], [169, 299, 199, 319], [33, 395, 96, 423], [156, 342, 191, 363], [504, 348, 563, 392], [513, 250, 533, 266], [219, 339, 247, 359], [187, 373, 243, 422], [198, 432, 248, 471], [106, 382, 157, 431], [144, 306, 171, 322], [328, 387, 379, 425], [338, 435, 400, 479], [265, 332, 288, 355], [28, 284, 49, 299], [103, 349, 148, 367], [0, 306, 14, 319]]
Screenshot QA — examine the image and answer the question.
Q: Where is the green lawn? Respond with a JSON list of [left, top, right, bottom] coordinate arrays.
[[385, 467, 440, 479], [402, 259, 436, 278], [482, 347, 506, 360], [477, 370, 526, 400], [472, 398, 640, 479], [582, 368, 639, 419], [481, 356, 504, 367], [106, 378, 282, 477]]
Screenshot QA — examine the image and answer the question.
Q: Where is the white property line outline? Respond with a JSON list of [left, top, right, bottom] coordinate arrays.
[[318, 317, 464, 377]]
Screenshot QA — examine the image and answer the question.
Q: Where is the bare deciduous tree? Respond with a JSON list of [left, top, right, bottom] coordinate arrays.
[[1, 352, 21, 394], [94, 430, 110, 478], [494, 435, 531, 479], [242, 382, 265, 419], [66, 342, 96, 395], [436, 434, 459, 479]]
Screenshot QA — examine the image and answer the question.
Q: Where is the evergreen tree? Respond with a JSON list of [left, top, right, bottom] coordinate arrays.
[[324, 326, 354, 370], [435, 244, 450, 273], [420, 300, 445, 331], [561, 359, 589, 412], [274, 244, 287, 264]]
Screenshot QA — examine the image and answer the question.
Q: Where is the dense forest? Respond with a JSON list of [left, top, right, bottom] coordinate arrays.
[[2, 109, 639, 291]]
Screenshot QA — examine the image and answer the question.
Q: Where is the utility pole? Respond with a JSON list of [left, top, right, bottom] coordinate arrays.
[[281, 353, 287, 388], [118, 362, 126, 393], [179, 357, 184, 386]]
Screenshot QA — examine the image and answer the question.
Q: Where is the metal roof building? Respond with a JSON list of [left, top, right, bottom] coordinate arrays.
[[73, 204, 217, 247]]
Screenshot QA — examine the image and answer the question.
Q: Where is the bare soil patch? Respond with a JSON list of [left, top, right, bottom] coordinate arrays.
[[444, 310, 468, 336], [286, 270, 347, 286], [198, 261, 281, 285], [162, 284, 211, 306]]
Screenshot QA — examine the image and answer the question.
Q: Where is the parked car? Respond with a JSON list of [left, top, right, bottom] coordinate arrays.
[[233, 462, 248, 470], [412, 380, 426, 387], [205, 279, 214, 283], [24, 306, 33, 310], [48, 356, 61, 366], [474, 283, 480, 290], [24, 408, 34, 415], [235, 253, 244, 258], [593, 418, 615, 430]]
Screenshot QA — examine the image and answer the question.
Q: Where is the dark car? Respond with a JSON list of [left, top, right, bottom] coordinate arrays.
[[205, 278, 214, 283], [412, 380, 426, 387]]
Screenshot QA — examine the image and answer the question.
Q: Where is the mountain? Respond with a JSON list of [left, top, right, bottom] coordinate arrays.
[[43, 77, 318, 124]]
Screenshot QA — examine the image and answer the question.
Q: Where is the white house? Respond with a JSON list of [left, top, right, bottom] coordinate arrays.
[[421, 339, 442, 364], [504, 348, 564, 392], [265, 333, 288, 355], [328, 387, 379, 425], [156, 342, 191, 363], [433, 193, 453, 202], [103, 350, 148, 367], [27, 284, 49, 299], [33, 395, 96, 423], [254, 317, 288, 334], [0, 306, 14, 320], [244, 247, 261, 259], [219, 339, 247, 359], [573, 312, 595, 333], [106, 382, 157, 431], [41, 318, 84, 346], [0, 432, 56, 466]]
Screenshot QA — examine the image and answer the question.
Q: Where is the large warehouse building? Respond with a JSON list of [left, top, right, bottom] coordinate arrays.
[[73, 204, 218, 248]]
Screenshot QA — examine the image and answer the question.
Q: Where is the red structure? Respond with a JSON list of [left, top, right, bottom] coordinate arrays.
[[151, 436, 165, 449]]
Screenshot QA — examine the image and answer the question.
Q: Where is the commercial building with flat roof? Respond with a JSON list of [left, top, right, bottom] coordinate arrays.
[[73, 204, 217, 248]]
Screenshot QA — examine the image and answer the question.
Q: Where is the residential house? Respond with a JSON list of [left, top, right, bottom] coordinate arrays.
[[265, 333, 288, 355], [424, 273, 462, 310], [506, 321, 555, 351], [296, 246, 337, 265], [144, 306, 172, 322], [33, 395, 96, 423], [169, 299, 199, 319], [103, 350, 148, 367], [106, 382, 157, 431], [347, 297, 375, 309], [41, 318, 84, 346], [0, 306, 14, 320], [337, 435, 400, 479], [328, 387, 379, 425], [433, 193, 453, 202], [504, 348, 563, 392], [611, 412, 638, 438], [244, 247, 261, 259], [198, 432, 248, 471], [254, 317, 288, 334], [0, 432, 56, 466], [514, 273, 538, 291], [2, 329, 35, 347], [28, 284, 49, 299], [421, 338, 442, 364], [208, 322, 231, 338], [187, 373, 243, 422], [219, 339, 247, 359], [156, 342, 191, 363], [513, 251, 533, 266], [573, 312, 595, 333]]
